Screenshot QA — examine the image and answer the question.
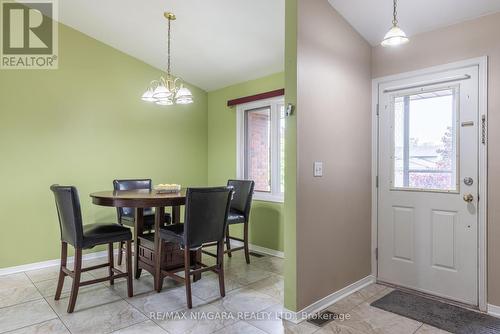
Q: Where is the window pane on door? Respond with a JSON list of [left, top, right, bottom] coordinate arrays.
[[245, 107, 271, 192], [393, 88, 458, 191]]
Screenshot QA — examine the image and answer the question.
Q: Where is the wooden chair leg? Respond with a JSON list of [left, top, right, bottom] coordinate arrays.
[[184, 248, 193, 309], [155, 239, 163, 293], [67, 248, 82, 313], [217, 241, 226, 297], [55, 242, 67, 300], [244, 223, 250, 264], [108, 243, 114, 285], [225, 226, 232, 258], [117, 241, 124, 266], [126, 240, 133, 297]]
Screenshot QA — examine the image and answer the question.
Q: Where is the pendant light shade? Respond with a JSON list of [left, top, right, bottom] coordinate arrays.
[[381, 0, 409, 47], [381, 25, 409, 47]]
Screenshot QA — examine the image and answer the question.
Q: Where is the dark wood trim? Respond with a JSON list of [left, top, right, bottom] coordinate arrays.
[[227, 88, 285, 107]]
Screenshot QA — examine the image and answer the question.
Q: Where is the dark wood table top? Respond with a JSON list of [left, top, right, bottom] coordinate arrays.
[[90, 189, 186, 208]]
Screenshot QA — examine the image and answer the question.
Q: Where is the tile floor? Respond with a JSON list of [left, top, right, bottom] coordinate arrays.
[[0, 249, 450, 334]]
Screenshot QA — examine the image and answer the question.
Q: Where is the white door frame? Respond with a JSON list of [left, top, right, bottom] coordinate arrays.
[[371, 57, 488, 311]]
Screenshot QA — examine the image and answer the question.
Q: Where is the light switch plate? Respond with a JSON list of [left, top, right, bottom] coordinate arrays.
[[313, 162, 323, 177]]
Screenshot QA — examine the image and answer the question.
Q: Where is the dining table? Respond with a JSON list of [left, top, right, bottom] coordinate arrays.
[[89, 188, 201, 291]]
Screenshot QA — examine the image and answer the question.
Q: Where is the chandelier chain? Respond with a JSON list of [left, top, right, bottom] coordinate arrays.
[[167, 16, 171, 77], [392, 0, 398, 26]]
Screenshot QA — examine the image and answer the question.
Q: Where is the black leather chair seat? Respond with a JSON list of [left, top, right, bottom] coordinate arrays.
[[159, 223, 203, 249], [227, 209, 245, 225], [82, 223, 132, 249], [121, 211, 172, 228]]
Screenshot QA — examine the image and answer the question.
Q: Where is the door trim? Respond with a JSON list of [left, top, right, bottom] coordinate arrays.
[[371, 57, 488, 311]]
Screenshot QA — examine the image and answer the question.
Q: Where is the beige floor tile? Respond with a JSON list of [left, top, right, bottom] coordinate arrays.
[[58, 300, 146, 334], [128, 286, 205, 315], [0, 273, 33, 289], [0, 299, 57, 333], [315, 322, 369, 334], [414, 324, 452, 334], [46, 284, 122, 315], [252, 256, 284, 275], [326, 291, 366, 314], [106, 274, 153, 298], [225, 263, 273, 286], [112, 320, 167, 333], [0, 282, 43, 308], [191, 272, 243, 302], [357, 284, 390, 300], [246, 304, 318, 334], [214, 287, 278, 314], [25, 266, 65, 283], [213, 321, 267, 334], [32, 272, 95, 297], [155, 303, 236, 334], [7, 319, 69, 334], [246, 274, 284, 301]]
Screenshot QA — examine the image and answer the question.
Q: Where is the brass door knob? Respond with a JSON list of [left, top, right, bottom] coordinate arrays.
[[463, 194, 474, 203]]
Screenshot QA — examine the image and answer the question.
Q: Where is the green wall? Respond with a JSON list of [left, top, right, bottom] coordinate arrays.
[[0, 23, 208, 268], [284, 0, 298, 311], [207, 73, 285, 252]]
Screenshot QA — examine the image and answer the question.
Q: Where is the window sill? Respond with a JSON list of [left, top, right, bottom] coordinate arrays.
[[253, 193, 284, 203]]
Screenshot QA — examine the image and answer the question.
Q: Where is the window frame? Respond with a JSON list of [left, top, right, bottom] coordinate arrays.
[[236, 96, 285, 203], [389, 85, 460, 193]]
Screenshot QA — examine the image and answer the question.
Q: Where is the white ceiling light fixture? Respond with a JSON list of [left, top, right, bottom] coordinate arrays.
[[381, 0, 409, 47], [141, 12, 193, 106]]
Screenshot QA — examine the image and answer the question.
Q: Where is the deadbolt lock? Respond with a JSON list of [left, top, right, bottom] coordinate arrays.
[[463, 194, 474, 203], [463, 177, 473, 186]]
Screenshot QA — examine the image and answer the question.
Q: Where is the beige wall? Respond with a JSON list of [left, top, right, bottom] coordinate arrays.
[[372, 12, 500, 305], [296, 0, 372, 309]]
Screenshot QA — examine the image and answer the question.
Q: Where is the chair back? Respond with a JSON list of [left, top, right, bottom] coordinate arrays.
[[227, 179, 255, 219], [113, 179, 152, 219], [183, 187, 233, 248], [50, 185, 84, 248]]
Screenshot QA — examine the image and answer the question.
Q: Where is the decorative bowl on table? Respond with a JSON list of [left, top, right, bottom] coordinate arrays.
[[154, 184, 181, 194]]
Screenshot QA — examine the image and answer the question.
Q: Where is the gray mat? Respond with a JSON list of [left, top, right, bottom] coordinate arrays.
[[371, 290, 500, 334]]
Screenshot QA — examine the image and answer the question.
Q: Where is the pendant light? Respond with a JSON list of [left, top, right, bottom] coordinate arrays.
[[381, 0, 409, 47], [141, 12, 193, 106]]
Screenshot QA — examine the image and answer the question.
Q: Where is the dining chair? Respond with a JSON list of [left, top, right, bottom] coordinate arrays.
[[155, 187, 233, 308], [50, 185, 133, 313], [113, 179, 172, 265], [203, 180, 255, 263]]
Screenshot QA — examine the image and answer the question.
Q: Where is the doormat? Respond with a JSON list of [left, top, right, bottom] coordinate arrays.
[[371, 290, 500, 334]]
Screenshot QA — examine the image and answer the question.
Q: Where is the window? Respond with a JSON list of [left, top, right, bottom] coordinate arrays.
[[237, 97, 285, 202], [391, 87, 459, 192]]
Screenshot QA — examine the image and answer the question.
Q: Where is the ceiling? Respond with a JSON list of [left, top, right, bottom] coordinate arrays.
[[58, 0, 285, 91], [328, 0, 500, 46]]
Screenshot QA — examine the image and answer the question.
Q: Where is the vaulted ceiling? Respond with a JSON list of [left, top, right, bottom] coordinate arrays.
[[58, 0, 285, 91]]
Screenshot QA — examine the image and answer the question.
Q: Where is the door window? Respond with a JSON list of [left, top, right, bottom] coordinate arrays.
[[392, 87, 459, 192]]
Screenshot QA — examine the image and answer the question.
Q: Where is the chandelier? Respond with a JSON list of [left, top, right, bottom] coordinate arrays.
[[381, 0, 409, 47], [141, 12, 193, 105]]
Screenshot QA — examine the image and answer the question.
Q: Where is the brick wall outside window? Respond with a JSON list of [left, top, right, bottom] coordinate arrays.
[[246, 109, 271, 192]]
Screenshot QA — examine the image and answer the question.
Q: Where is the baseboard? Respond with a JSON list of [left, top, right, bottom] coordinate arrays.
[[488, 304, 500, 318], [0, 249, 116, 276], [230, 240, 284, 258], [282, 275, 376, 324], [0, 240, 283, 276]]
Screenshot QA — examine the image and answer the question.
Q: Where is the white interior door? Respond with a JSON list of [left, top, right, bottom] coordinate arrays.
[[377, 66, 479, 305]]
